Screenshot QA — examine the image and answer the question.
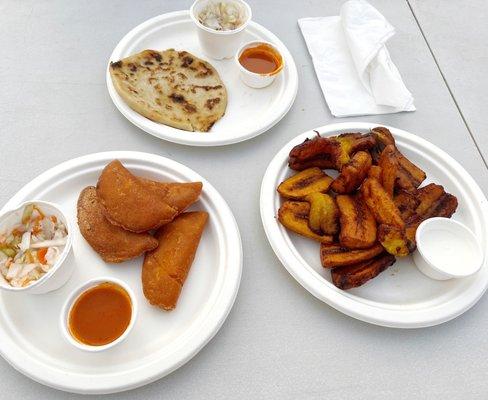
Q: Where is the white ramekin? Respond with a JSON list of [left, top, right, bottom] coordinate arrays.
[[413, 217, 484, 280], [59, 277, 138, 352], [0, 200, 75, 294], [235, 41, 284, 88], [190, 0, 252, 60]]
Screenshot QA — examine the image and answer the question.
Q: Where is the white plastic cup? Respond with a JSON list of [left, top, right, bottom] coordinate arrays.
[[0, 201, 75, 295], [190, 0, 252, 60], [414, 217, 484, 280], [59, 277, 138, 352], [236, 41, 284, 88]]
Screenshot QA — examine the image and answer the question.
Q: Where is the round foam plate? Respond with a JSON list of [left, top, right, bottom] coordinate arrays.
[[260, 122, 488, 328], [0, 151, 242, 393], [107, 11, 298, 146]]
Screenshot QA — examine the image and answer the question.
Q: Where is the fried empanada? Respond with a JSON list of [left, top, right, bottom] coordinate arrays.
[[77, 187, 158, 263], [139, 178, 202, 214], [96, 160, 177, 232], [142, 211, 208, 310]]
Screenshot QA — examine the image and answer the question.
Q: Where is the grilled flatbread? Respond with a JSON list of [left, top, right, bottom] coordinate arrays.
[[109, 49, 227, 132]]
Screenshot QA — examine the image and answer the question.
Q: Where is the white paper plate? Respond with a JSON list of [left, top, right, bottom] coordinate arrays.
[[107, 11, 298, 146], [260, 122, 488, 328], [0, 152, 242, 394]]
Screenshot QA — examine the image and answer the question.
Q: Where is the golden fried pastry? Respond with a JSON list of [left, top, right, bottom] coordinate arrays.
[[77, 187, 158, 263], [142, 212, 208, 310], [331, 253, 396, 290], [96, 160, 177, 232], [139, 178, 203, 214]]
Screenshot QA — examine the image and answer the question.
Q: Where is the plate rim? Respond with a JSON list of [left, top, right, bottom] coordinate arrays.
[[106, 10, 299, 147], [260, 122, 488, 328], [0, 151, 243, 394]]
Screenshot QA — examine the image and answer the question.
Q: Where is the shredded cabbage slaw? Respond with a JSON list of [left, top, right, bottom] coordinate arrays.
[[0, 204, 68, 288]]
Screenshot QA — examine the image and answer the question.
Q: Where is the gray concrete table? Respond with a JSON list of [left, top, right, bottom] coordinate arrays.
[[1, 0, 487, 399]]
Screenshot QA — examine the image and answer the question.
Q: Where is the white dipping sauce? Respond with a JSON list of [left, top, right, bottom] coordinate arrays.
[[421, 228, 480, 275]]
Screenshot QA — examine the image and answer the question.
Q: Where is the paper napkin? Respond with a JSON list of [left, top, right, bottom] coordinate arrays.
[[298, 0, 415, 117]]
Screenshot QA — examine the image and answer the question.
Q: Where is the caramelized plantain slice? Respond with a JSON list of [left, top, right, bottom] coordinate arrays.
[[277, 168, 333, 200], [320, 242, 384, 268], [368, 165, 382, 180], [378, 145, 398, 198], [334, 133, 376, 169], [288, 135, 341, 170], [331, 253, 396, 290], [414, 183, 445, 216], [394, 189, 420, 221], [305, 193, 339, 235], [378, 224, 413, 257], [371, 126, 426, 191], [361, 177, 405, 229], [288, 132, 375, 171], [278, 201, 334, 243], [331, 151, 372, 194], [405, 190, 458, 246], [336, 194, 377, 249]]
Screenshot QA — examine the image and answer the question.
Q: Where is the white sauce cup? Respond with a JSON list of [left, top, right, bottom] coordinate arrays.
[[60, 277, 138, 352], [413, 217, 484, 280], [190, 0, 252, 60], [0, 200, 74, 294]]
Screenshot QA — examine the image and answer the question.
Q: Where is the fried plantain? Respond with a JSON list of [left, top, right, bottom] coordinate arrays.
[[305, 193, 340, 235], [405, 188, 458, 246], [288, 135, 341, 170], [368, 165, 382, 180], [277, 168, 333, 199], [320, 242, 384, 268], [331, 253, 396, 290], [278, 201, 334, 243], [371, 126, 426, 191], [377, 224, 413, 257], [394, 189, 420, 221], [331, 151, 372, 194], [378, 145, 398, 198], [77, 187, 159, 263], [361, 177, 405, 229], [288, 132, 375, 171], [336, 194, 377, 249]]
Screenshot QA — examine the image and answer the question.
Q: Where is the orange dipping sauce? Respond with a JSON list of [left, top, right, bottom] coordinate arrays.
[[239, 44, 283, 75], [68, 282, 132, 346]]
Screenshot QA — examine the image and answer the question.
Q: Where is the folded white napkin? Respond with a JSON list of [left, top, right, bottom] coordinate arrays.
[[298, 0, 415, 117]]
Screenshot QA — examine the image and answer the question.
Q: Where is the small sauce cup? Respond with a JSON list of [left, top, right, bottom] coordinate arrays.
[[60, 277, 137, 352], [413, 217, 484, 280], [0, 201, 74, 294], [190, 0, 252, 60], [236, 41, 284, 88]]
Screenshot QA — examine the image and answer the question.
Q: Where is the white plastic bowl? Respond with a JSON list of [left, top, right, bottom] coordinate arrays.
[[0, 200, 74, 294], [414, 217, 484, 280], [60, 277, 138, 352], [190, 0, 252, 60]]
